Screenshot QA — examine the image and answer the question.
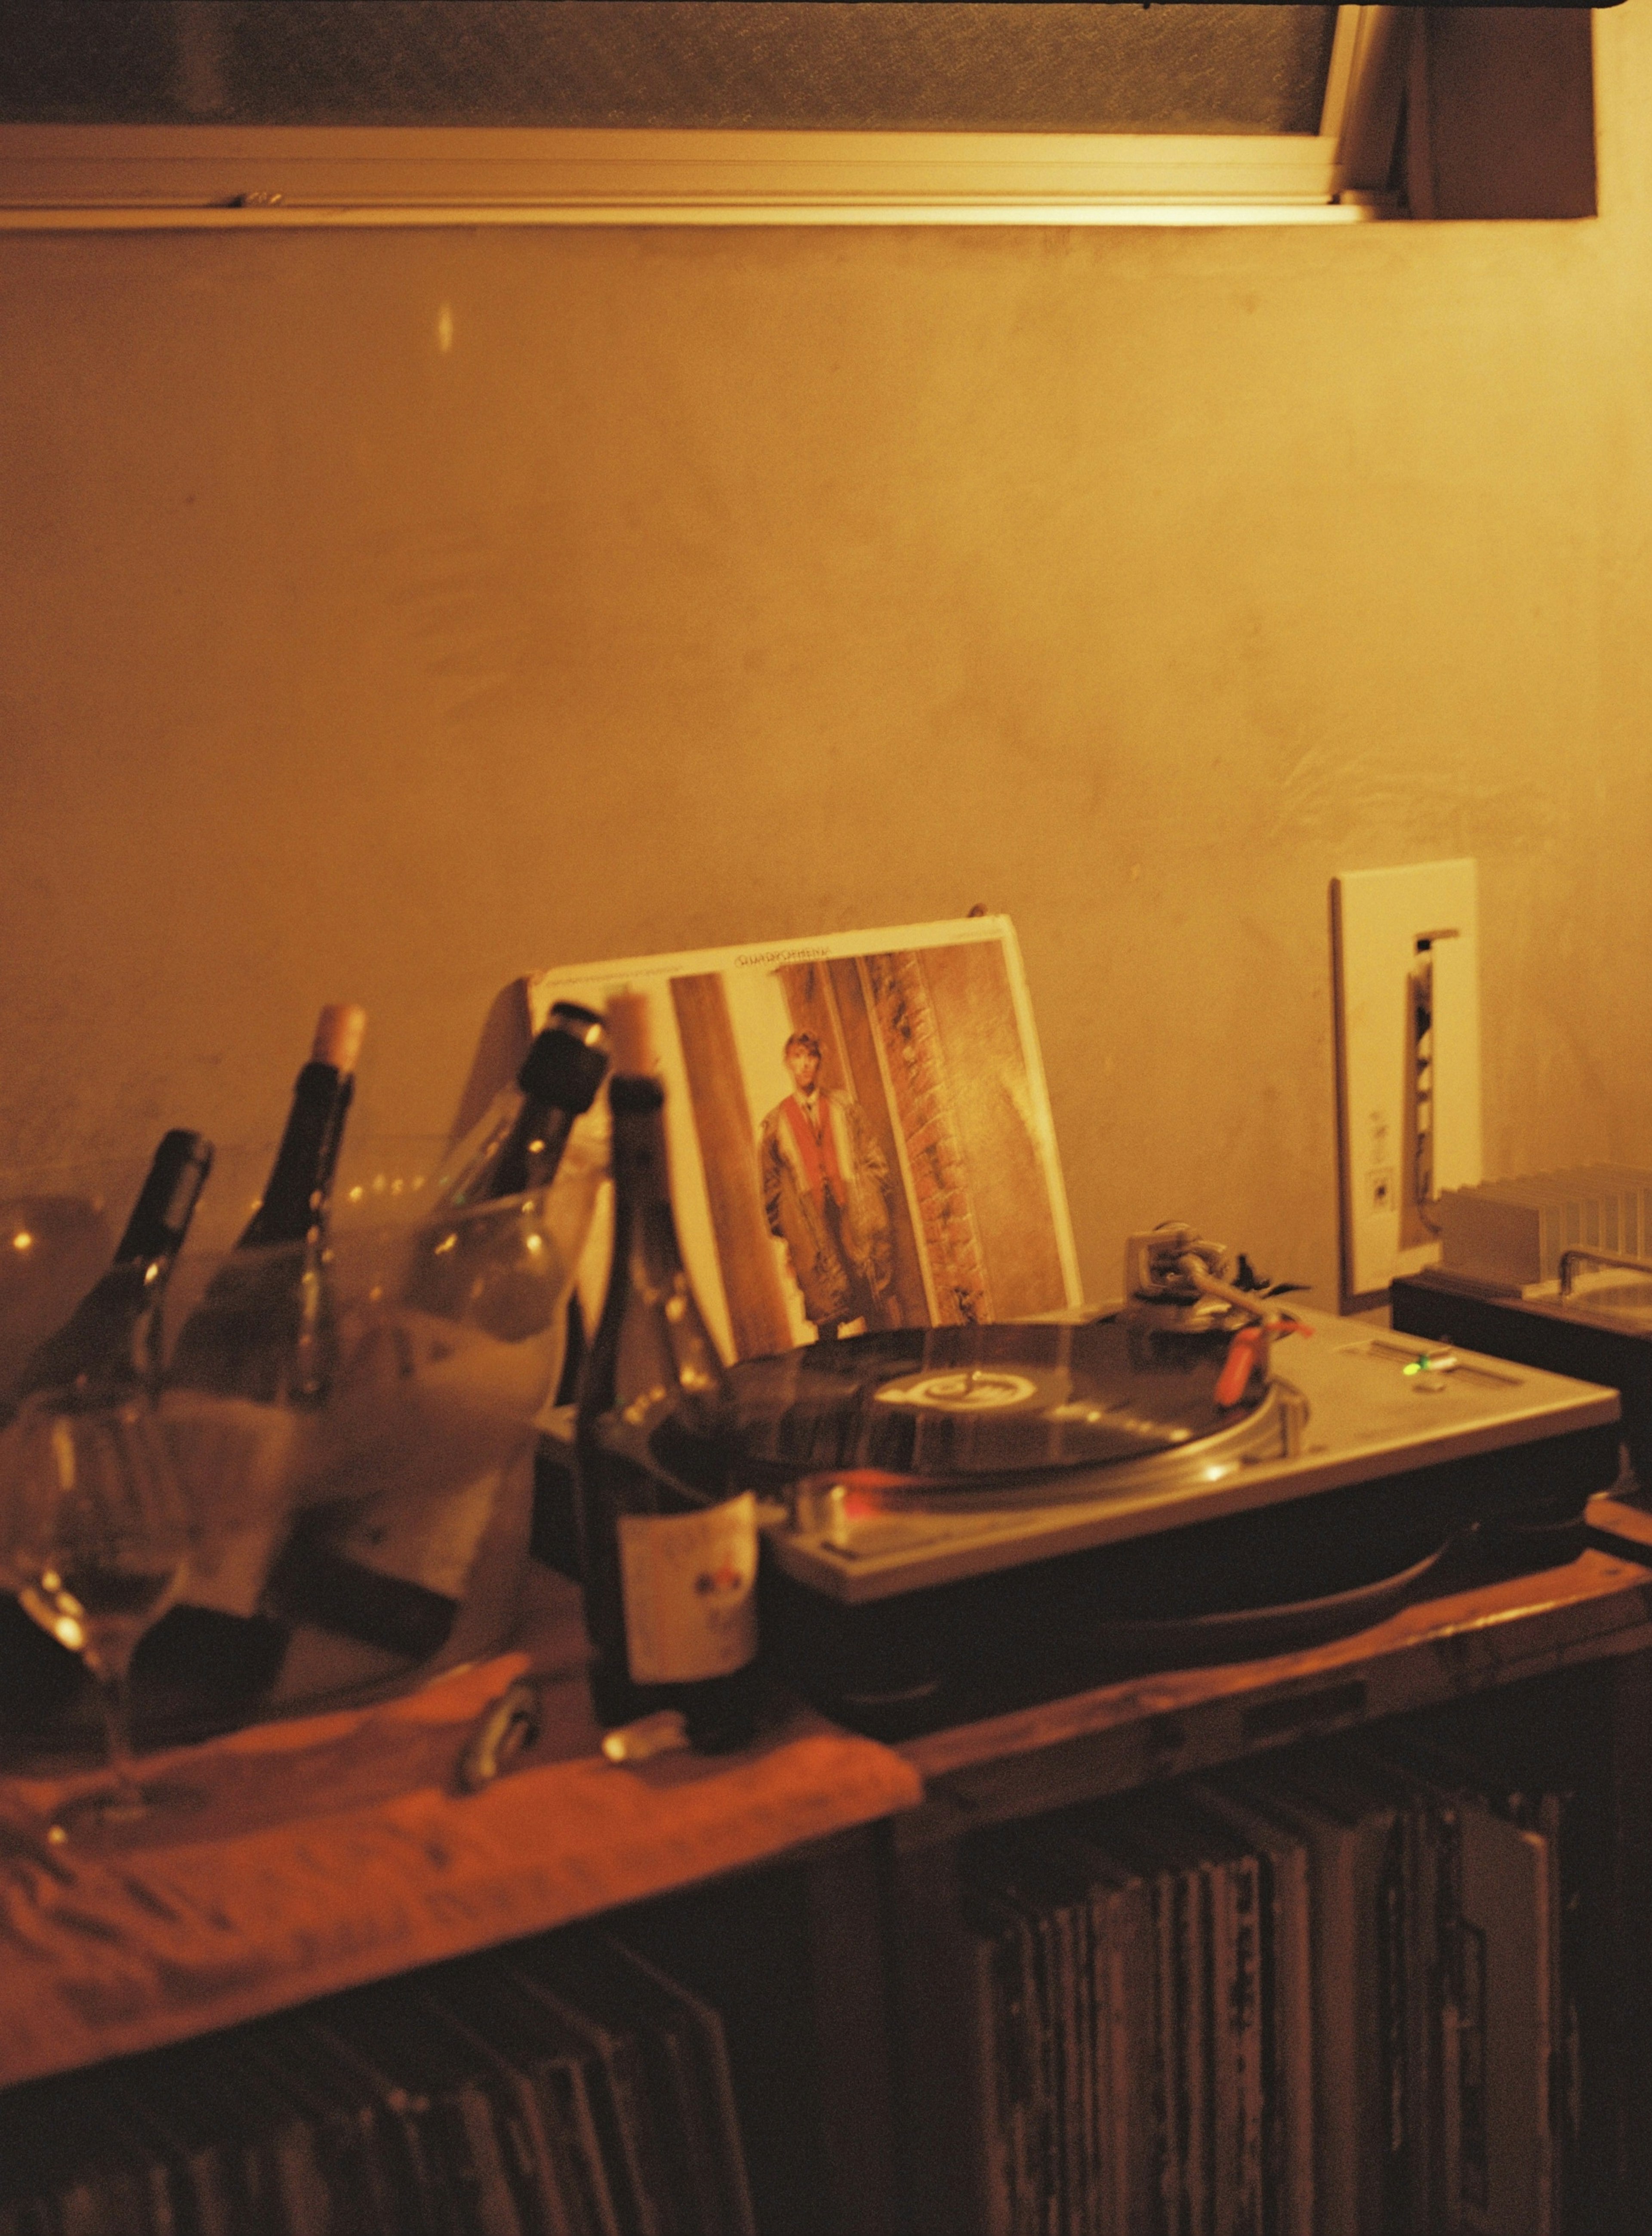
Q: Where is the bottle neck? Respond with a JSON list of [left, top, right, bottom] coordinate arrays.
[[488, 1100, 575, 1201], [442, 1009, 608, 1209], [113, 1130, 213, 1269], [609, 1078, 685, 1288], [17, 1133, 213, 1403], [580, 1077, 725, 1438], [240, 1063, 353, 1249], [496, 1007, 609, 1198]]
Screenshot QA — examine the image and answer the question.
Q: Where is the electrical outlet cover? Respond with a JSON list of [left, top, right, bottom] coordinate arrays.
[[1332, 859, 1482, 1307]]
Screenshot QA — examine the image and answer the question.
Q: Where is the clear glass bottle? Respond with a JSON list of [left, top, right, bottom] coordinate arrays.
[[6, 1129, 214, 1419], [575, 1009, 759, 1750], [437, 1002, 610, 1211], [405, 1003, 610, 1342], [272, 1011, 611, 1664], [154, 1005, 364, 1678], [167, 1003, 365, 1408]]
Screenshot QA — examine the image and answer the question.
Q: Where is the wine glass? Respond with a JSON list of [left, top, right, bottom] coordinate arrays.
[[0, 1383, 199, 1840]]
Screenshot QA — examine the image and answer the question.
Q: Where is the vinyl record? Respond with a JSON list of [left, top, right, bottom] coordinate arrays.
[[725, 1315, 1268, 1480]]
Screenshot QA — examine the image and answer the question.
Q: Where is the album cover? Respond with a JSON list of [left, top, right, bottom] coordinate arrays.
[[520, 915, 1080, 1367]]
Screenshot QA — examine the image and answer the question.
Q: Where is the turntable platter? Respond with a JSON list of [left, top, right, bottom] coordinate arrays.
[[725, 1316, 1269, 1479]]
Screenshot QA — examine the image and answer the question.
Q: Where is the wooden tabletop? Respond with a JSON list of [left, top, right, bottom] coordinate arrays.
[[0, 1566, 921, 2093], [9, 1521, 1652, 2091]]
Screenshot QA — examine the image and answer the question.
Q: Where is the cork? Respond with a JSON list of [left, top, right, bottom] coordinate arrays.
[[311, 1003, 367, 1075], [604, 991, 655, 1077]]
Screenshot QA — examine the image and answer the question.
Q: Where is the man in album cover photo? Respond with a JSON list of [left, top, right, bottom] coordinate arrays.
[[597, 933, 1078, 1364], [758, 1030, 896, 1341]]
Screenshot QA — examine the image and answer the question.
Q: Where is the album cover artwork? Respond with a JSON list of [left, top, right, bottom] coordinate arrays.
[[517, 916, 1080, 1366]]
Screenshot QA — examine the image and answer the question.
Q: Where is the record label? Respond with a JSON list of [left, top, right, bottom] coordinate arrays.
[[873, 1368, 1047, 1414]]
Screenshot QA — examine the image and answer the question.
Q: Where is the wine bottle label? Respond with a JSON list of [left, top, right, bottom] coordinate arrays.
[[175, 1514, 292, 1619], [617, 1493, 758, 1683], [329, 1472, 499, 1600], [161, 1390, 309, 1617]]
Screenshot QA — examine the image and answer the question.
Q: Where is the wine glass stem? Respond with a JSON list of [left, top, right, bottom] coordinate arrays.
[[86, 1649, 146, 1817]]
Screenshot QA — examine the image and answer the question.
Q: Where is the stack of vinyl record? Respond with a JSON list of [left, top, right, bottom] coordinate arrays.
[[0, 1924, 755, 2236], [957, 1742, 1574, 2236]]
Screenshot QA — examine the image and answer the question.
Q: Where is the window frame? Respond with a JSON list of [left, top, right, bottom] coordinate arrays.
[[0, 5, 1409, 231]]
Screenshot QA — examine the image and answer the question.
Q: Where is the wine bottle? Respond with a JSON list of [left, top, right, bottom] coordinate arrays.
[[404, 1003, 610, 1341], [268, 1009, 610, 1664], [153, 1005, 364, 1655], [575, 994, 760, 1750], [3, 1129, 214, 1424], [167, 1003, 365, 1407], [437, 1001, 610, 1210]]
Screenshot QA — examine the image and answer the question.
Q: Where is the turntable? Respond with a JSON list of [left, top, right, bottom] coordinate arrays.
[[729, 1227, 1622, 1735]]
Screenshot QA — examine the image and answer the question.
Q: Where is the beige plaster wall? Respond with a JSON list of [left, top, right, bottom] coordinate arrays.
[[3, 9, 1649, 1308]]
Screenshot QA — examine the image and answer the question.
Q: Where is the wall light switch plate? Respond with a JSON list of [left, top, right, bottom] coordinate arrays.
[[1332, 859, 1482, 1308]]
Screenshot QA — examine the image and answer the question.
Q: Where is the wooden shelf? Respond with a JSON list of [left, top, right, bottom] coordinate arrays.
[[9, 1535, 1652, 2137], [0, 1566, 920, 2093], [893, 1541, 1652, 1850]]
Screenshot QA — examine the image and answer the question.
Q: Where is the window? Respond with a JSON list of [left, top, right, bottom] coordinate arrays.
[[0, 3, 1591, 229]]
